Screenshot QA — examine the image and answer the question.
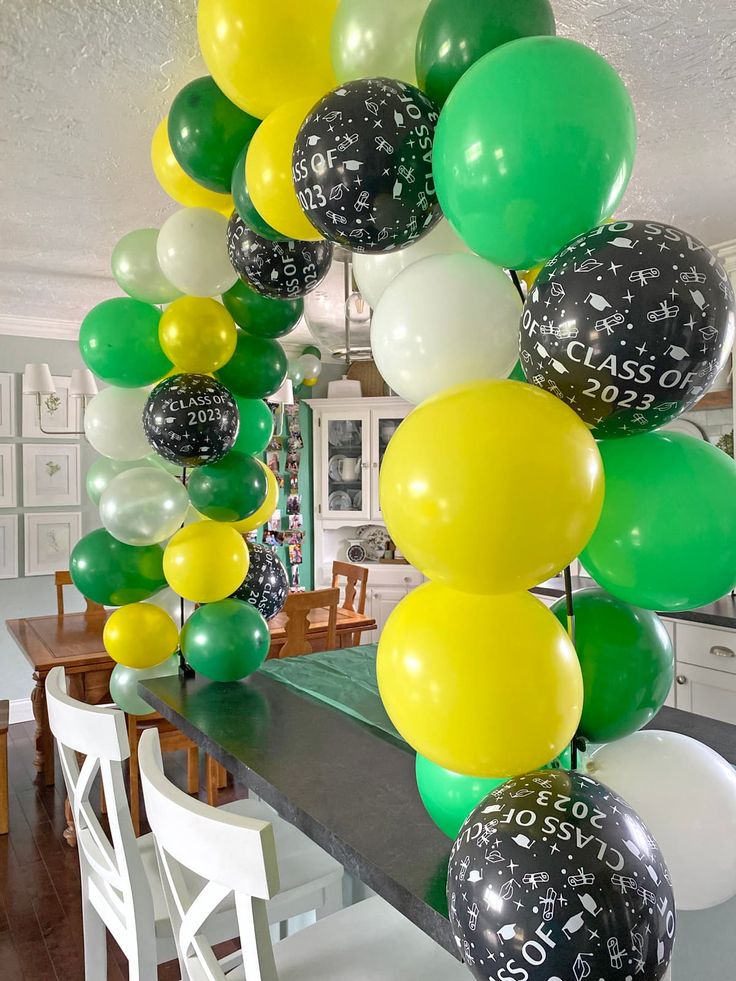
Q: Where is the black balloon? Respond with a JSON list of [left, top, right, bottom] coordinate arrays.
[[143, 373, 238, 468], [520, 220, 736, 437], [448, 770, 675, 981], [292, 77, 442, 253], [226, 213, 333, 299], [231, 542, 289, 620]]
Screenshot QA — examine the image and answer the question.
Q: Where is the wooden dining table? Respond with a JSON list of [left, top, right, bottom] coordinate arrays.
[[5, 603, 376, 786]]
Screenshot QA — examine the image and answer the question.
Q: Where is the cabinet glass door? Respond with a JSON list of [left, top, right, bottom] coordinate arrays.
[[319, 412, 370, 519], [370, 408, 411, 521]]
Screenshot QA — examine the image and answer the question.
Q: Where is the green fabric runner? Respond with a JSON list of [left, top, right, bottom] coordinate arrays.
[[259, 645, 403, 741]]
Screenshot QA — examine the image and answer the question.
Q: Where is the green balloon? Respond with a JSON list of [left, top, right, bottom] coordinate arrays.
[[188, 451, 268, 522], [416, 0, 556, 107], [581, 432, 736, 612], [433, 37, 636, 270], [110, 655, 180, 716], [509, 359, 526, 382], [221, 279, 303, 339], [111, 228, 182, 305], [86, 457, 156, 506], [231, 142, 283, 240], [551, 588, 673, 742], [79, 298, 171, 388], [181, 599, 270, 681], [233, 397, 274, 455], [416, 746, 572, 838], [70, 529, 166, 606], [216, 330, 288, 399], [168, 76, 260, 194]]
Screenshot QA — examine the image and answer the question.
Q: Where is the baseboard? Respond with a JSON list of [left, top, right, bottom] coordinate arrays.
[[9, 697, 33, 725]]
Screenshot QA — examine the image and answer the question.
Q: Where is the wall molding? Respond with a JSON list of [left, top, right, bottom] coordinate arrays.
[[0, 314, 79, 341], [9, 697, 33, 725]]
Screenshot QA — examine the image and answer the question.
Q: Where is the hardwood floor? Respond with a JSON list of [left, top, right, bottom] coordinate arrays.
[[0, 720, 242, 980]]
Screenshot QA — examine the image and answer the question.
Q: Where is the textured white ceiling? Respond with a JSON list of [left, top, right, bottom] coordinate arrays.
[[1, 0, 735, 329]]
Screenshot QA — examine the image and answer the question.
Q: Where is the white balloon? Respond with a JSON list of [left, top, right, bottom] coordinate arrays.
[[157, 207, 237, 297], [353, 219, 471, 309], [84, 386, 150, 461], [587, 730, 736, 911], [370, 253, 521, 404], [100, 468, 190, 546]]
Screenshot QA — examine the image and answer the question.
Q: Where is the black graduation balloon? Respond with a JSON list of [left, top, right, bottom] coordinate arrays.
[[143, 373, 238, 468], [448, 769, 675, 981], [292, 77, 442, 253], [226, 213, 333, 299], [520, 219, 736, 438], [231, 542, 289, 620]]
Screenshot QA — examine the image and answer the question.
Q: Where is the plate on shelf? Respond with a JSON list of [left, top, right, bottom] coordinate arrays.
[[328, 490, 353, 511], [357, 524, 388, 561], [328, 455, 347, 481], [328, 420, 360, 448], [351, 489, 362, 509]]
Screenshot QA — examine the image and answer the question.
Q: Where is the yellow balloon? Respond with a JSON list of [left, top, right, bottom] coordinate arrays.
[[103, 603, 179, 669], [164, 522, 248, 603], [197, 0, 338, 120], [226, 464, 279, 532], [377, 583, 583, 776], [246, 99, 322, 240], [520, 263, 544, 290], [380, 380, 604, 594], [151, 118, 234, 217], [159, 297, 237, 373]]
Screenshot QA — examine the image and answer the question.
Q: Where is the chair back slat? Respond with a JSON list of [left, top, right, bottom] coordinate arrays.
[[279, 588, 339, 658], [55, 569, 105, 616], [331, 561, 368, 615], [138, 728, 280, 981]]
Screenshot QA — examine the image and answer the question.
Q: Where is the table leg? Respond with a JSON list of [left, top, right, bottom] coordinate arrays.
[[63, 797, 77, 848], [31, 671, 54, 786]]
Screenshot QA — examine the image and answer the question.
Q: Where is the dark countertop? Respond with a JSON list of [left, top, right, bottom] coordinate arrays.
[[140, 671, 736, 956], [533, 576, 736, 630]]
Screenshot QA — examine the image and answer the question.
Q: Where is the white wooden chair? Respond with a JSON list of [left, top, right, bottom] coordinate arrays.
[[139, 727, 470, 981], [45, 666, 344, 980]]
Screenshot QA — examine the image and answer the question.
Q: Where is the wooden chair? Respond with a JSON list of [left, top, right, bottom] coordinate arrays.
[[331, 561, 369, 647], [138, 726, 467, 981], [0, 700, 8, 835], [55, 570, 105, 616], [46, 667, 344, 981], [279, 588, 339, 658]]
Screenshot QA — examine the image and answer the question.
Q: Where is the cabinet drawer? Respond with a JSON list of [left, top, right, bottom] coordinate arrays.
[[676, 622, 736, 675], [674, 663, 736, 724]]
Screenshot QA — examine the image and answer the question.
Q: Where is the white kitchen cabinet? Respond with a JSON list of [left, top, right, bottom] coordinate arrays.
[[364, 586, 409, 645], [673, 664, 736, 723]]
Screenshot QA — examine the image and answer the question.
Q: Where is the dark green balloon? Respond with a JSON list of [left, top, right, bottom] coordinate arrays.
[[416, 0, 556, 107], [233, 397, 274, 455], [181, 599, 270, 681], [187, 451, 268, 522], [216, 330, 288, 399], [221, 279, 303, 339], [79, 298, 170, 388], [231, 143, 283, 240], [416, 746, 572, 839], [70, 529, 166, 606], [551, 588, 674, 743], [168, 76, 260, 193]]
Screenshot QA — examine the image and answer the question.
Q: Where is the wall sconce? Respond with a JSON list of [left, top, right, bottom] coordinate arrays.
[[267, 378, 295, 436], [23, 363, 98, 436]]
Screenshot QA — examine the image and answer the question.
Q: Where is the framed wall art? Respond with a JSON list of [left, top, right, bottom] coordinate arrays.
[[22, 443, 80, 507], [22, 375, 82, 438], [0, 444, 17, 508], [0, 372, 16, 437], [0, 515, 18, 579], [24, 511, 81, 577]]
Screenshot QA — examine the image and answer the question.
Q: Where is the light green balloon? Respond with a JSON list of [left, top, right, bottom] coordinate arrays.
[[110, 655, 180, 715], [112, 229, 182, 305], [147, 452, 184, 476], [331, 0, 431, 84], [86, 457, 156, 506], [99, 468, 190, 546]]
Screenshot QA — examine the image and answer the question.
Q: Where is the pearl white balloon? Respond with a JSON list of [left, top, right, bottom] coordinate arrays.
[[353, 219, 471, 309], [587, 730, 736, 910], [370, 253, 521, 404], [100, 468, 190, 546], [110, 655, 180, 715], [84, 386, 150, 461], [297, 353, 322, 383], [157, 207, 238, 297]]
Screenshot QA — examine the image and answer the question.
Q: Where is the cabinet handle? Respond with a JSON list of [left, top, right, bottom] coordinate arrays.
[[710, 645, 735, 658], [403, 576, 411, 583], [372, 462, 378, 468], [676, 675, 688, 685], [361, 462, 370, 469], [373, 592, 380, 600]]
